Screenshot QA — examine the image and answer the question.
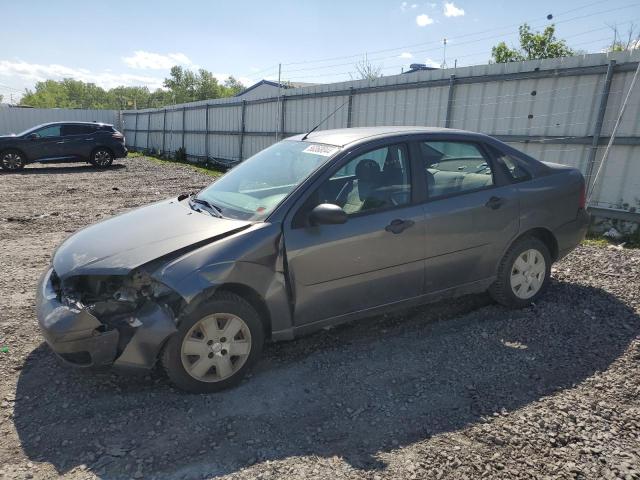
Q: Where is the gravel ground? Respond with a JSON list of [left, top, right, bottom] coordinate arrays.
[[1, 158, 639, 480]]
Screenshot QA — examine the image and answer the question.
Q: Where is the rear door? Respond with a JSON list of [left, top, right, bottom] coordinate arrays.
[[59, 124, 97, 158], [284, 142, 426, 325], [413, 139, 520, 292]]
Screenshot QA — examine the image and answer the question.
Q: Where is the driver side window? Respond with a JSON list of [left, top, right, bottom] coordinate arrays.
[[317, 144, 411, 215], [34, 125, 62, 138]]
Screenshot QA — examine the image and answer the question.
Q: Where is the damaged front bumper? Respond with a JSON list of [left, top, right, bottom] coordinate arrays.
[[36, 268, 177, 370]]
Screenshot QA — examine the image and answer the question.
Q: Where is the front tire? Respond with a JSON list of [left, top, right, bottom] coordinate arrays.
[[90, 148, 113, 168], [489, 236, 551, 308], [1, 150, 26, 171], [161, 292, 265, 393]]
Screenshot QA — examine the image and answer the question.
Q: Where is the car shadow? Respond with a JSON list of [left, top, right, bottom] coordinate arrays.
[[13, 281, 640, 479], [1, 163, 126, 175]]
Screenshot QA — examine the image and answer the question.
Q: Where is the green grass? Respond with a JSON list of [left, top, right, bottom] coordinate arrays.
[[128, 151, 223, 178]]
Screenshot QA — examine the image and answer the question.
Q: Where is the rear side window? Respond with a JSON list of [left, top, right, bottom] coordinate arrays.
[[419, 141, 494, 199], [492, 149, 532, 183], [62, 124, 96, 136]]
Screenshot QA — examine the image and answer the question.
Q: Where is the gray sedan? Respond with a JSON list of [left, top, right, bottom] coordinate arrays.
[[36, 127, 589, 393]]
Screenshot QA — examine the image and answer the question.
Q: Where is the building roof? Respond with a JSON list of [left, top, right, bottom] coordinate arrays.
[[287, 126, 480, 147], [235, 79, 319, 97]]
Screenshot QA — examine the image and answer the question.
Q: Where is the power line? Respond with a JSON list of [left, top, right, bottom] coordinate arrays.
[[277, 0, 637, 68]]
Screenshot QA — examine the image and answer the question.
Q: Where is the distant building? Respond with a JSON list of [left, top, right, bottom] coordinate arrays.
[[235, 80, 319, 100], [402, 63, 439, 74]]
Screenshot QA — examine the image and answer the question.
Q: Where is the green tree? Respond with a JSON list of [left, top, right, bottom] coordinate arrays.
[[491, 24, 574, 63], [223, 76, 244, 95], [19, 66, 245, 109]]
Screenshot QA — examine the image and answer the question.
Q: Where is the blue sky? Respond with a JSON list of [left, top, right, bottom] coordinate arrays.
[[1, 0, 638, 100]]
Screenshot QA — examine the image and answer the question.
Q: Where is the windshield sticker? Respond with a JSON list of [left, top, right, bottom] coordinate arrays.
[[303, 144, 339, 157]]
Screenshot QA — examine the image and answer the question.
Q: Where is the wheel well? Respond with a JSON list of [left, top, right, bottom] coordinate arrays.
[[215, 284, 272, 338], [0, 148, 28, 161], [518, 227, 559, 261], [91, 146, 114, 158]]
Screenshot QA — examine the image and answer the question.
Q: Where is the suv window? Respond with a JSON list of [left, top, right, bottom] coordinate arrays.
[[33, 125, 62, 138], [62, 124, 96, 136], [419, 141, 494, 199], [316, 144, 411, 215]]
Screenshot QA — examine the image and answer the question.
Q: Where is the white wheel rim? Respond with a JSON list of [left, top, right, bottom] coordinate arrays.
[[510, 248, 546, 299], [2, 153, 23, 169], [180, 313, 252, 383]]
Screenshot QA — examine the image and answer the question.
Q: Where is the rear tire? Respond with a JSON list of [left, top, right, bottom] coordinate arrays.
[[489, 236, 551, 308], [90, 148, 113, 168], [161, 292, 265, 393], [1, 149, 26, 171]]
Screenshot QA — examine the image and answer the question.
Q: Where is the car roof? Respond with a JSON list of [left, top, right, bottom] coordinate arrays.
[[38, 121, 113, 127], [287, 126, 489, 147]]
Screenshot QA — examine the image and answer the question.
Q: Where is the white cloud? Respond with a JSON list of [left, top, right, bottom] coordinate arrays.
[[0, 60, 166, 91], [443, 2, 465, 17], [424, 58, 440, 68], [399, 52, 414, 59], [411, 3, 418, 8], [416, 14, 434, 26], [400, 1, 408, 11], [122, 51, 194, 70]]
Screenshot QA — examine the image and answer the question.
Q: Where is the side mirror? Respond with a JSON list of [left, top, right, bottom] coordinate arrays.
[[309, 203, 348, 226], [26, 133, 38, 140]]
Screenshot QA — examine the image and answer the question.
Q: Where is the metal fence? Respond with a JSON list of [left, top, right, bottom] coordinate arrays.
[[121, 50, 640, 220], [0, 108, 121, 136]]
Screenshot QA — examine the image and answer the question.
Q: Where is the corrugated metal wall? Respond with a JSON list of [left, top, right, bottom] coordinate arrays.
[[0, 108, 120, 135], [122, 50, 640, 216]]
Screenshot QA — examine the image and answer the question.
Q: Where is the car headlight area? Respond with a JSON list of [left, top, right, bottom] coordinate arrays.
[[36, 268, 182, 369]]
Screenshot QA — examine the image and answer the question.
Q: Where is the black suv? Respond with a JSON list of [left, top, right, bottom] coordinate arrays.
[[0, 121, 127, 171]]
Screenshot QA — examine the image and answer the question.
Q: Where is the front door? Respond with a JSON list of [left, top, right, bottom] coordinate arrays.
[[415, 140, 520, 292], [27, 124, 65, 161], [284, 143, 426, 326]]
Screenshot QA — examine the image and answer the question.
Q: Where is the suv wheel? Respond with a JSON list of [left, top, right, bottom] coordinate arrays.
[[161, 292, 265, 393], [90, 148, 113, 168], [489, 236, 551, 308], [1, 150, 26, 171]]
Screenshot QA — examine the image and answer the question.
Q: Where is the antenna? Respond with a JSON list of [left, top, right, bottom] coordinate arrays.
[[300, 98, 350, 141]]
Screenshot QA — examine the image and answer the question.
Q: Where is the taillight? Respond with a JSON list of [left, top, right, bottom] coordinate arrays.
[[579, 182, 586, 209], [112, 132, 124, 142]]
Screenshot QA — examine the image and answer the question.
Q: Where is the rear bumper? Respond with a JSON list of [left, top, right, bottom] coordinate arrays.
[[36, 268, 176, 369], [555, 209, 590, 260], [114, 144, 128, 158]]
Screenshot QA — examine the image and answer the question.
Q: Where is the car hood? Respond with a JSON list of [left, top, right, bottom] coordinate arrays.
[[53, 198, 252, 278]]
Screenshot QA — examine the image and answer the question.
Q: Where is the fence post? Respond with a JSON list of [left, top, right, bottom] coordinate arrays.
[[239, 100, 247, 161], [585, 59, 616, 192], [279, 96, 286, 140], [133, 111, 139, 149], [205, 104, 209, 162], [181, 106, 186, 152], [161, 109, 166, 155], [444, 74, 456, 128], [347, 87, 355, 128], [145, 113, 150, 152]]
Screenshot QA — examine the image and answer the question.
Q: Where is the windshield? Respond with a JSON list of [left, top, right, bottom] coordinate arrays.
[[196, 140, 339, 221]]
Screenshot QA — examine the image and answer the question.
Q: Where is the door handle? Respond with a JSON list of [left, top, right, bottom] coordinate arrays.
[[485, 196, 505, 210], [385, 219, 414, 234]]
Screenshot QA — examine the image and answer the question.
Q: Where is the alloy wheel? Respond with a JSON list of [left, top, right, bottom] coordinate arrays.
[[93, 150, 112, 166], [180, 313, 252, 382], [1, 152, 24, 170], [510, 248, 546, 299]]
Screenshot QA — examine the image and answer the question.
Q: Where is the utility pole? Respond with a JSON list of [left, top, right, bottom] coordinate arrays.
[[442, 38, 447, 69]]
